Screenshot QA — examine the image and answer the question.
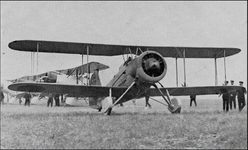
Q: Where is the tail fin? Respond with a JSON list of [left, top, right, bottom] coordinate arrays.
[[89, 70, 101, 86]]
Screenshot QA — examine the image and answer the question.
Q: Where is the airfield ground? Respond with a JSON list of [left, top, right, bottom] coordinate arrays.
[[1, 98, 247, 149]]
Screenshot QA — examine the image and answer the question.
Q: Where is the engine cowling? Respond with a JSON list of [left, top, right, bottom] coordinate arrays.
[[130, 51, 167, 83]]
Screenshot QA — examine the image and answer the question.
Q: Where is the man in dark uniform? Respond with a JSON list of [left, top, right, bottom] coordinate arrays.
[[190, 94, 197, 107], [47, 93, 53, 107], [229, 80, 237, 110], [54, 93, 60, 107], [222, 81, 230, 112], [145, 96, 152, 109], [24, 92, 31, 106], [0, 89, 4, 105], [61, 94, 64, 103], [237, 81, 246, 111]]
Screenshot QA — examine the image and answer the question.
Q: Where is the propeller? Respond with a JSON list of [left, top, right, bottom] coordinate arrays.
[[142, 53, 165, 77]]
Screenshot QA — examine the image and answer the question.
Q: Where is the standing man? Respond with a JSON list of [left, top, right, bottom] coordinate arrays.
[[28, 93, 32, 106], [60, 94, 64, 103], [0, 88, 4, 105], [237, 81, 246, 111], [221, 81, 230, 112], [54, 93, 60, 107], [47, 93, 53, 107], [229, 80, 237, 110], [145, 96, 152, 109], [190, 94, 197, 107], [24, 92, 31, 107]]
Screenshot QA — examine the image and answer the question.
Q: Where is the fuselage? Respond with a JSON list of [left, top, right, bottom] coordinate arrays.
[[105, 51, 167, 104]]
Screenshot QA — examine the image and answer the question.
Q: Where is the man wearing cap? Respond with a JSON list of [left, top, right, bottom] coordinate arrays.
[[145, 96, 152, 109], [222, 81, 230, 112], [54, 93, 60, 107], [229, 80, 237, 110], [190, 94, 197, 107], [0, 87, 4, 105], [47, 93, 54, 107], [237, 81, 246, 111], [23, 92, 31, 107]]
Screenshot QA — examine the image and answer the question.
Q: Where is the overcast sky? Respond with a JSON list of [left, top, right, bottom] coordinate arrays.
[[1, 1, 247, 89]]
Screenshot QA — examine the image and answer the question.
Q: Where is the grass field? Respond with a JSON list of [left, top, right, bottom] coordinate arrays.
[[1, 98, 247, 149]]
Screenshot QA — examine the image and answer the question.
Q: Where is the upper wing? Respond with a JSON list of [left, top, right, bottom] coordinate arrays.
[[56, 61, 109, 76], [8, 82, 127, 97], [147, 86, 243, 96], [9, 40, 240, 58]]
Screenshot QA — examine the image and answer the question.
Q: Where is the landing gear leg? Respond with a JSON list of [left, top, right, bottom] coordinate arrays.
[[153, 84, 181, 114], [105, 107, 112, 115], [105, 81, 136, 115]]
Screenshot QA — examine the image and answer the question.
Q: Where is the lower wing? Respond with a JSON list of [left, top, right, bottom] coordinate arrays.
[[8, 82, 243, 98], [8, 82, 127, 97], [147, 86, 243, 96]]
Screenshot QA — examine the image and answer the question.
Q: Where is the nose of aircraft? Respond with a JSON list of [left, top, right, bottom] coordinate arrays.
[[145, 58, 160, 70], [139, 51, 167, 80]]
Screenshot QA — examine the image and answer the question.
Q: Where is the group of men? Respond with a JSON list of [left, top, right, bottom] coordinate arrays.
[[16, 92, 32, 106], [19, 92, 62, 107], [47, 93, 61, 107], [222, 80, 246, 112], [0, 89, 33, 106]]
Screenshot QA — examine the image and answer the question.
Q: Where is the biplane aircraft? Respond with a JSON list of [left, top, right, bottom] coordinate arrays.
[[5, 61, 109, 105], [7, 40, 245, 115], [8, 61, 109, 84]]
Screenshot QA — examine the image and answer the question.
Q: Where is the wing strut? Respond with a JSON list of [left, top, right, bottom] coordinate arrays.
[[36, 42, 39, 74], [223, 49, 227, 83], [87, 45, 90, 85], [81, 51, 84, 84], [76, 69, 78, 84], [31, 52, 34, 76], [214, 57, 218, 85], [105, 81, 136, 115], [183, 49, 186, 87], [175, 58, 178, 87], [175, 47, 183, 87]]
